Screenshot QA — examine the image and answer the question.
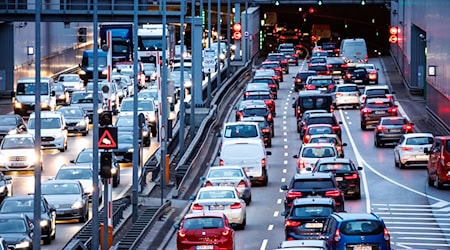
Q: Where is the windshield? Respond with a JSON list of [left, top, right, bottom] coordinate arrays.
[[183, 217, 224, 230], [71, 92, 103, 104], [0, 117, 16, 126], [120, 100, 154, 112], [1, 137, 34, 149], [56, 169, 92, 180], [58, 75, 80, 82], [59, 108, 83, 117], [87, 56, 107, 67], [16, 82, 49, 95], [116, 117, 134, 127], [75, 151, 94, 163], [0, 199, 45, 213], [42, 183, 81, 195], [0, 218, 27, 233], [138, 37, 163, 50], [28, 117, 61, 129]]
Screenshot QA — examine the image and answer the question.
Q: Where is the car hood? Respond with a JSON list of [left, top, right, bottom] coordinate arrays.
[[1, 233, 31, 245], [15, 95, 50, 104], [43, 194, 80, 206], [0, 148, 34, 157], [28, 128, 62, 137]]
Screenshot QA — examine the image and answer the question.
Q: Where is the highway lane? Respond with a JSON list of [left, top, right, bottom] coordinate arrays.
[[165, 57, 450, 249]]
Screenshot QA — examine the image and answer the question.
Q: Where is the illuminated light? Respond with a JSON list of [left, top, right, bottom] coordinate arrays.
[[308, 7, 314, 14], [230, 202, 242, 209], [285, 220, 301, 227], [317, 0, 322, 5], [275, 0, 279, 6], [361, 0, 366, 5]]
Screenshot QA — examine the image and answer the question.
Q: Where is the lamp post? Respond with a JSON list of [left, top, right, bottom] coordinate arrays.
[[216, 0, 221, 87]]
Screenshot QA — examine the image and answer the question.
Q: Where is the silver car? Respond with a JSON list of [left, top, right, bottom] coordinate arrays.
[[394, 133, 434, 169], [201, 166, 252, 205], [332, 83, 361, 108]]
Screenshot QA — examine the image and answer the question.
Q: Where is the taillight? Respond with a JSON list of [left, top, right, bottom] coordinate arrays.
[[261, 158, 267, 168], [384, 228, 391, 245], [204, 181, 213, 187], [222, 229, 230, 236], [306, 85, 316, 90], [336, 146, 342, 151], [401, 146, 413, 151], [333, 228, 341, 246], [297, 160, 305, 169], [389, 107, 398, 113], [346, 73, 352, 79], [365, 54, 369, 62], [285, 220, 301, 227], [178, 230, 186, 237], [237, 180, 247, 188], [267, 113, 273, 121], [369, 73, 377, 80], [304, 135, 311, 143], [261, 128, 270, 133], [387, 95, 394, 100], [230, 202, 242, 209], [361, 108, 371, 114], [403, 124, 413, 131], [295, 78, 302, 83], [344, 174, 358, 180], [376, 125, 386, 132], [325, 190, 341, 197], [341, 63, 348, 68], [269, 84, 277, 88], [219, 159, 224, 166], [191, 203, 203, 210], [281, 59, 288, 64], [327, 64, 332, 68], [332, 125, 340, 131], [327, 84, 334, 89], [244, 91, 249, 97], [336, 93, 344, 97], [286, 190, 302, 199]]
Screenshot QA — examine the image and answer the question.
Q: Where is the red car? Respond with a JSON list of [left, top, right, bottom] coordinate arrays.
[[176, 212, 235, 250], [424, 136, 450, 189]]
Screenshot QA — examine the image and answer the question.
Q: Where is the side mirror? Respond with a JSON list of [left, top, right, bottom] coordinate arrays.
[[391, 91, 396, 94], [338, 121, 343, 124], [70, 160, 75, 163], [215, 131, 221, 137], [342, 143, 348, 147], [199, 176, 206, 182], [357, 166, 363, 170], [173, 223, 180, 230], [189, 195, 195, 201], [293, 154, 299, 159], [51, 90, 56, 96], [266, 151, 272, 155], [280, 185, 288, 191]]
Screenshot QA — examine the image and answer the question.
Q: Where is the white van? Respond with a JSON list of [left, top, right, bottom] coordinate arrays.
[[339, 38, 368, 64], [219, 139, 271, 186], [12, 77, 56, 116]]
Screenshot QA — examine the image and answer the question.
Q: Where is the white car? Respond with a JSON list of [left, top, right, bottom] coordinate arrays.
[[293, 143, 338, 174], [394, 133, 434, 169], [0, 134, 42, 171], [189, 186, 247, 229], [332, 83, 360, 108], [27, 111, 68, 152], [54, 164, 103, 202], [217, 121, 263, 145], [56, 74, 83, 93], [360, 85, 395, 105], [119, 97, 158, 137]]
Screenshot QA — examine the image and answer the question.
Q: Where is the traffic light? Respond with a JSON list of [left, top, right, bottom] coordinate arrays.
[[77, 27, 87, 43], [232, 23, 242, 40], [99, 111, 113, 126], [100, 152, 112, 179], [389, 26, 399, 43]]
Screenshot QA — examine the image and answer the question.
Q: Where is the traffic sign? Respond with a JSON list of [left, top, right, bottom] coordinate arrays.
[[244, 31, 249, 38], [160, 125, 166, 141], [203, 49, 216, 73], [98, 127, 118, 149]]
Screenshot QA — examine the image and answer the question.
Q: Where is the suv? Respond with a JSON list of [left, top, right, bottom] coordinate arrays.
[[28, 111, 68, 152], [374, 116, 414, 148], [360, 98, 398, 130], [322, 212, 391, 250], [281, 173, 345, 212], [281, 198, 337, 241], [360, 85, 395, 104], [266, 53, 289, 73], [300, 113, 342, 140], [424, 136, 450, 189], [293, 70, 317, 92], [292, 91, 333, 120], [217, 122, 262, 145]]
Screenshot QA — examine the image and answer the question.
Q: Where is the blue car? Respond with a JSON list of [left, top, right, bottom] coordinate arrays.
[[322, 212, 391, 250]]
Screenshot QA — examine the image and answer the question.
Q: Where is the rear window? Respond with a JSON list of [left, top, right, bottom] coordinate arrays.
[[337, 86, 359, 92], [246, 94, 271, 100], [298, 72, 317, 79], [308, 117, 335, 125], [183, 217, 224, 230], [311, 58, 327, 63], [292, 179, 334, 189], [317, 163, 352, 172], [405, 137, 434, 145], [310, 79, 333, 86], [340, 220, 383, 235], [302, 146, 336, 157], [292, 205, 334, 218], [224, 125, 258, 138], [300, 97, 331, 109], [242, 108, 268, 117], [381, 118, 405, 125], [366, 89, 389, 96]]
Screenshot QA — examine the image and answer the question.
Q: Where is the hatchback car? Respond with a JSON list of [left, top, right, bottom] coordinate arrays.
[[308, 57, 328, 75], [54, 164, 103, 202], [355, 63, 379, 84], [244, 82, 271, 98], [175, 212, 235, 250], [0, 134, 42, 172], [300, 113, 342, 140], [238, 104, 274, 131], [241, 116, 273, 147], [253, 69, 279, 88], [57, 106, 90, 136], [322, 212, 391, 250], [281, 198, 337, 241], [293, 143, 339, 174], [260, 61, 284, 82], [374, 116, 414, 147], [266, 53, 289, 73], [326, 57, 348, 78], [394, 133, 434, 169], [344, 67, 369, 85], [332, 83, 360, 109], [201, 166, 252, 205], [293, 70, 317, 92], [311, 158, 363, 199], [424, 136, 450, 189], [189, 186, 247, 230], [360, 85, 395, 104], [303, 124, 337, 144], [0, 214, 34, 250], [251, 77, 278, 98], [360, 98, 398, 130]]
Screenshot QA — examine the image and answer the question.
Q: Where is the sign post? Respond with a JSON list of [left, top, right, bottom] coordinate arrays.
[[202, 49, 216, 74]]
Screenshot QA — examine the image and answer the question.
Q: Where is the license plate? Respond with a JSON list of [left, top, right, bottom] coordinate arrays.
[[11, 162, 24, 167], [68, 127, 74, 130], [375, 111, 385, 114], [209, 205, 224, 210], [307, 194, 322, 198], [353, 246, 372, 250], [333, 71, 341, 74], [336, 177, 343, 181], [56, 211, 65, 215], [219, 183, 233, 187], [305, 222, 323, 228], [354, 80, 363, 83], [389, 129, 401, 133], [196, 246, 214, 250], [416, 155, 428, 160]]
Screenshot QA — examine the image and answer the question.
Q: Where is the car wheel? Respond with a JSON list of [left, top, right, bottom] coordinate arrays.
[[60, 145, 66, 152], [263, 175, 268, 187], [79, 210, 88, 223], [374, 139, 379, 148], [399, 160, 405, 169], [238, 218, 246, 230], [267, 139, 272, 148], [427, 171, 434, 186], [394, 157, 399, 168], [43, 235, 52, 245], [113, 176, 119, 188], [151, 126, 157, 138], [435, 175, 444, 189], [244, 197, 251, 205], [360, 122, 366, 130]]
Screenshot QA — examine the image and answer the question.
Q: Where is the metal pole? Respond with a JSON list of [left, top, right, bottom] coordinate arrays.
[[189, 0, 196, 140], [33, 0, 42, 247], [207, 0, 211, 106], [161, 0, 168, 205], [132, 0, 140, 223], [234, 3, 241, 61], [103, 177, 108, 250], [226, 0, 231, 76], [92, 0, 101, 246], [245, 0, 248, 62], [179, 0, 186, 155], [217, 0, 221, 87]]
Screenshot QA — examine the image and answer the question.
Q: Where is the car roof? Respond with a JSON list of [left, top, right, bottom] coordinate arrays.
[[402, 133, 434, 138], [30, 111, 63, 118], [3, 195, 36, 201], [0, 213, 31, 220], [306, 124, 333, 129], [221, 138, 264, 146], [297, 70, 317, 74], [292, 172, 333, 180], [183, 211, 225, 219], [332, 212, 382, 221], [308, 113, 334, 118], [43, 179, 82, 185], [198, 186, 237, 192], [292, 197, 335, 206], [364, 85, 390, 90], [336, 83, 358, 88], [366, 98, 391, 103], [298, 90, 323, 96], [309, 134, 339, 139], [209, 165, 244, 171], [3, 133, 34, 139], [308, 75, 333, 80], [242, 104, 268, 109], [316, 158, 353, 165], [302, 142, 335, 147]]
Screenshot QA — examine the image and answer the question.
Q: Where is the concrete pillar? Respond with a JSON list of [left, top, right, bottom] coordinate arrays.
[[0, 23, 14, 95], [192, 17, 204, 106]]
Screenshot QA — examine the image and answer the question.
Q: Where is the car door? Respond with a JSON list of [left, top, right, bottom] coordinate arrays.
[[428, 139, 442, 178]]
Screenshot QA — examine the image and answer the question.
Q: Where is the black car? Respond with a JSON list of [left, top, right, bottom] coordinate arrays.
[[311, 158, 363, 199], [259, 61, 284, 82], [57, 106, 90, 136], [252, 77, 278, 98], [0, 195, 56, 245], [292, 91, 333, 120], [281, 198, 337, 241], [234, 100, 267, 121], [281, 173, 345, 212], [322, 42, 339, 57], [360, 98, 398, 130], [293, 70, 317, 92], [296, 109, 329, 133], [70, 148, 121, 187], [307, 57, 328, 75], [326, 57, 348, 78], [279, 48, 299, 66], [299, 113, 342, 140], [241, 116, 273, 147], [344, 67, 370, 85], [374, 116, 414, 147], [0, 172, 12, 203], [240, 103, 274, 128], [70, 91, 106, 122], [266, 53, 289, 73], [0, 214, 33, 250], [115, 115, 151, 147], [0, 114, 27, 142]]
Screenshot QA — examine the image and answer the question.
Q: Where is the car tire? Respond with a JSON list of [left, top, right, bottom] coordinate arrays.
[[427, 171, 434, 186], [374, 139, 379, 148], [151, 126, 157, 138], [263, 175, 268, 187], [435, 175, 444, 189], [238, 218, 246, 230], [360, 122, 366, 130], [267, 139, 272, 148], [399, 160, 405, 169], [113, 176, 119, 188], [244, 197, 251, 206], [79, 210, 88, 223], [394, 157, 399, 168], [43, 235, 52, 245]]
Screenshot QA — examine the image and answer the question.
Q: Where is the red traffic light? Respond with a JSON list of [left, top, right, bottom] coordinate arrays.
[[389, 26, 398, 35], [308, 7, 314, 14], [389, 35, 398, 43], [389, 26, 399, 43], [232, 23, 242, 32], [232, 23, 242, 40]]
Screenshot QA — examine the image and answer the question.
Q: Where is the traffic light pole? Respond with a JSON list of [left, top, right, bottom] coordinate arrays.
[[234, 3, 241, 61]]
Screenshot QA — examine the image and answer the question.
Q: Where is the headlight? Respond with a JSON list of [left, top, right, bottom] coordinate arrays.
[[97, 108, 104, 114], [40, 220, 48, 227], [0, 185, 5, 193], [41, 102, 49, 108], [142, 130, 149, 137], [127, 148, 134, 153], [184, 80, 192, 88], [15, 241, 30, 248], [102, 69, 108, 75], [111, 168, 117, 175], [219, 53, 226, 60], [85, 186, 93, 194], [14, 102, 22, 108], [0, 154, 6, 165], [25, 154, 38, 165], [79, 70, 86, 75], [8, 129, 18, 135], [58, 93, 66, 99], [77, 120, 86, 126], [72, 200, 84, 209], [231, 44, 236, 51]]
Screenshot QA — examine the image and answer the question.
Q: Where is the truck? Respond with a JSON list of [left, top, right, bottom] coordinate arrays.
[[99, 23, 134, 65], [137, 24, 175, 66], [311, 24, 331, 45], [79, 50, 108, 84]]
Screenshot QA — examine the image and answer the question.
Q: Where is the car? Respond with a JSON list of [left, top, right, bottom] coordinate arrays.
[[244, 82, 271, 97], [241, 116, 273, 147], [360, 85, 395, 104], [0, 195, 56, 245], [292, 91, 333, 120], [243, 90, 276, 115], [275, 239, 329, 249], [304, 75, 335, 93], [281, 198, 337, 241], [175, 212, 235, 250], [293, 143, 339, 174], [0, 114, 27, 142], [331, 83, 361, 109], [57, 106, 90, 136], [293, 70, 318, 92], [27, 111, 68, 152], [0, 214, 34, 250], [355, 63, 379, 84], [339, 38, 368, 64], [394, 133, 434, 169], [374, 116, 414, 148], [326, 57, 348, 79], [281, 173, 345, 212], [111, 74, 133, 100], [0, 172, 12, 203], [201, 166, 252, 205], [69, 91, 106, 122], [238, 103, 274, 129], [169, 70, 192, 98], [119, 97, 158, 137], [138, 87, 159, 108], [260, 61, 283, 82], [13, 77, 56, 116], [302, 124, 338, 144], [234, 100, 267, 121], [41, 180, 89, 222], [277, 43, 295, 51], [86, 81, 120, 112], [311, 158, 363, 199], [253, 69, 280, 88], [219, 139, 271, 186], [55, 74, 83, 94], [142, 63, 157, 82], [322, 212, 391, 250], [189, 186, 247, 230], [308, 134, 347, 158], [307, 57, 328, 75], [251, 77, 278, 98], [266, 53, 289, 73], [360, 98, 398, 130], [279, 47, 299, 65], [344, 67, 370, 85], [322, 42, 339, 57], [300, 113, 342, 140], [51, 82, 70, 106], [296, 109, 329, 133], [70, 148, 121, 187], [115, 115, 151, 147], [424, 136, 450, 189], [54, 164, 103, 202], [0, 134, 42, 172], [114, 61, 146, 89]]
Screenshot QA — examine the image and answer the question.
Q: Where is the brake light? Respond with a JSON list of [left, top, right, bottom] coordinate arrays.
[[387, 95, 394, 100], [230, 202, 242, 209], [376, 125, 386, 132], [286, 190, 302, 199], [333, 228, 341, 246], [332, 126, 340, 131], [269, 84, 277, 88], [344, 174, 358, 180], [346, 73, 352, 79], [365, 54, 369, 62], [388, 107, 398, 113], [268, 113, 273, 121], [403, 124, 413, 131], [262, 158, 267, 168], [327, 64, 333, 68], [341, 63, 348, 68], [361, 96, 366, 103], [335, 48, 340, 52], [297, 160, 305, 169], [304, 135, 311, 143], [306, 85, 316, 90], [222, 229, 230, 236], [361, 108, 371, 114], [244, 91, 249, 96], [401, 146, 413, 151], [281, 59, 288, 64], [369, 73, 377, 80], [325, 190, 341, 197], [219, 159, 224, 166], [178, 230, 186, 237], [328, 84, 334, 89], [237, 180, 247, 188], [384, 228, 391, 245], [191, 203, 204, 210], [295, 79, 302, 83], [285, 220, 301, 227], [262, 128, 270, 133], [204, 181, 213, 187]]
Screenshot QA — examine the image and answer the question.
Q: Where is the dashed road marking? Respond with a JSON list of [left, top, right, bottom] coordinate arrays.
[[281, 177, 286, 182], [283, 168, 287, 173], [277, 199, 282, 204], [260, 239, 268, 250], [267, 225, 274, 231], [273, 211, 279, 217]]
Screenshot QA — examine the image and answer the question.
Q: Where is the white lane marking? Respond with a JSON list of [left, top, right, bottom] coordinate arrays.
[[283, 115, 287, 119], [277, 199, 282, 204], [283, 120, 286, 124], [284, 106, 287, 110], [283, 126, 286, 130], [284, 138, 287, 142], [283, 132, 287, 136], [281, 177, 286, 183], [273, 211, 279, 217], [283, 160, 288, 165], [279, 188, 284, 193], [284, 152, 288, 157], [283, 111, 287, 115], [260, 239, 268, 250], [267, 224, 274, 230], [283, 169, 287, 173], [284, 145, 288, 149]]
